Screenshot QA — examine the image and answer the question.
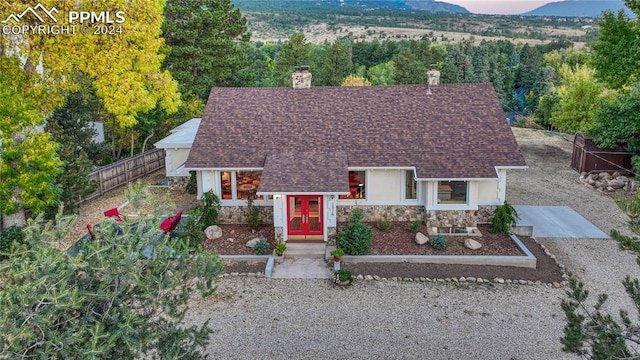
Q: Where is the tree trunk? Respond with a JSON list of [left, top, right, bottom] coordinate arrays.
[[141, 129, 154, 153]]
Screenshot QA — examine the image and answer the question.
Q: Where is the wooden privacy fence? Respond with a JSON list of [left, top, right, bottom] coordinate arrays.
[[81, 148, 165, 203], [571, 133, 633, 175]]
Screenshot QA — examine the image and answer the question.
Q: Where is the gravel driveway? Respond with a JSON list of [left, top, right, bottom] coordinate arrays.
[[182, 128, 640, 359]]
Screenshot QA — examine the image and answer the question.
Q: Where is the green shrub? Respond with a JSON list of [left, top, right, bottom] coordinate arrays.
[[334, 268, 352, 283], [408, 220, 422, 233], [491, 201, 520, 235], [0, 225, 25, 260], [171, 211, 205, 252], [376, 213, 394, 231], [254, 237, 269, 255], [201, 190, 220, 228], [337, 209, 372, 255], [429, 234, 446, 250], [185, 171, 197, 194], [614, 191, 640, 220], [245, 198, 261, 231]]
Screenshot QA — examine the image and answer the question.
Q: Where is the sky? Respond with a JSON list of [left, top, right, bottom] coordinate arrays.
[[443, 0, 556, 15]]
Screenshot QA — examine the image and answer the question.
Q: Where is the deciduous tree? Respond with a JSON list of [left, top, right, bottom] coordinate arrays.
[[591, 2, 640, 89], [550, 64, 603, 133]]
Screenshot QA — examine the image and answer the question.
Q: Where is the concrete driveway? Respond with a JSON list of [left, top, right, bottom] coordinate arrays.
[[513, 205, 609, 238]]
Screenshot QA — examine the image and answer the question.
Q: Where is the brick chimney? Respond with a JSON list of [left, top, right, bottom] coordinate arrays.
[[427, 64, 440, 86], [292, 65, 312, 89]]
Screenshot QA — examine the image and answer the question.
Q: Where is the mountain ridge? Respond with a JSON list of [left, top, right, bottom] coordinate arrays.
[[523, 0, 630, 17]]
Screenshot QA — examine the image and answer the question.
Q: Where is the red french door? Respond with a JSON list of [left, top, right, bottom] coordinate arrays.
[[287, 195, 323, 240]]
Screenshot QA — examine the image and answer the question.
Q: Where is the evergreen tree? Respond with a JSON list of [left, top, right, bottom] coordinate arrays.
[[320, 39, 353, 86], [45, 88, 102, 214], [163, 0, 251, 99], [274, 33, 312, 87], [0, 209, 222, 358]]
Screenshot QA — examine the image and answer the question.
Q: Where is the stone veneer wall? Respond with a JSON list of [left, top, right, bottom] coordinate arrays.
[[168, 176, 190, 191], [337, 205, 425, 222], [425, 205, 497, 228], [218, 205, 274, 225], [335, 205, 497, 227]]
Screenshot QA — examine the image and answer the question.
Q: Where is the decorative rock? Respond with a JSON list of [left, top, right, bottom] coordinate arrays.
[[365, 275, 373, 281], [205, 225, 223, 240], [553, 282, 561, 288], [419, 277, 426, 282], [464, 238, 482, 250], [506, 279, 512, 283], [612, 171, 622, 178], [494, 278, 505, 284], [373, 275, 381, 281], [518, 280, 527, 285], [459, 277, 466, 282], [357, 274, 364, 280], [608, 178, 626, 189], [415, 232, 429, 245], [598, 172, 611, 180], [391, 277, 398, 281], [466, 277, 476, 282], [227, 238, 234, 242], [230, 272, 239, 276], [425, 278, 432, 282], [631, 180, 640, 192], [245, 237, 262, 248]]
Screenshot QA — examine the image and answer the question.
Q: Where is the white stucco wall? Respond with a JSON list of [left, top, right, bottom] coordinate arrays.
[[367, 170, 403, 202], [165, 148, 191, 176], [477, 180, 500, 204]]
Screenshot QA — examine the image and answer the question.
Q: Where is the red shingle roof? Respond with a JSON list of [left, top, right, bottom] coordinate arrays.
[[185, 83, 526, 179]]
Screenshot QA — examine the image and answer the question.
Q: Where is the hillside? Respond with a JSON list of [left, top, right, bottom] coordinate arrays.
[[403, 0, 469, 13], [523, 0, 629, 17]]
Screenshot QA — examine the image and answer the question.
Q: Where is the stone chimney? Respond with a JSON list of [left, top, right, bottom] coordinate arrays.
[[292, 65, 312, 89], [427, 64, 440, 86]]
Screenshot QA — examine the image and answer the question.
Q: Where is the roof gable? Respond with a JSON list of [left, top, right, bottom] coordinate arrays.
[[185, 83, 526, 178]]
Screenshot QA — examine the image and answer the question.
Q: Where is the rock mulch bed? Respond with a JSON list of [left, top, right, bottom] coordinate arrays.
[[579, 171, 639, 194], [344, 236, 568, 287]]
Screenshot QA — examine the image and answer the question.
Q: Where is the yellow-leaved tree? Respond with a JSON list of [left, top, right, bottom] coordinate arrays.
[[341, 74, 372, 87], [0, 1, 181, 227]]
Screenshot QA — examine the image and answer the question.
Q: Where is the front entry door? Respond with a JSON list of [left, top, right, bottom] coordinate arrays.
[[287, 195, 323, 240]]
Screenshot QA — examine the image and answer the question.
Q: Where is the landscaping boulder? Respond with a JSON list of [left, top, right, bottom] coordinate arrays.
[[204, 225, 223, 240], [598, 172, 611, 180], [608, 178, 626, 189], [464, 238, 482, 250], [631, 180, 640, 192], [415, 232, 429, 245], [246, 237, 261, 248]]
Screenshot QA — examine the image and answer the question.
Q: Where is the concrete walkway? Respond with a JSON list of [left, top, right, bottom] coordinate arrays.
[[514, 205, 609, 238], [271, 258, 334, 279]]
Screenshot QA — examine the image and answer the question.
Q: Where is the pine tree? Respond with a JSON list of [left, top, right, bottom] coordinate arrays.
[[162, 0, 251, 99], [0, 208, 222, 358], [274, 33, 312, 87]]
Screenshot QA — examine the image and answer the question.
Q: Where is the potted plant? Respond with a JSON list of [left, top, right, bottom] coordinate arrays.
[[330, 248, 344, 262], [274, 243, 286, 256], [334, 269, 352, 286]]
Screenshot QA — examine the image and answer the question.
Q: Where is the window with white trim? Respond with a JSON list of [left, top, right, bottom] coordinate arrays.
[[405, 170, 417, 200], [437, 181, 467, 204]]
